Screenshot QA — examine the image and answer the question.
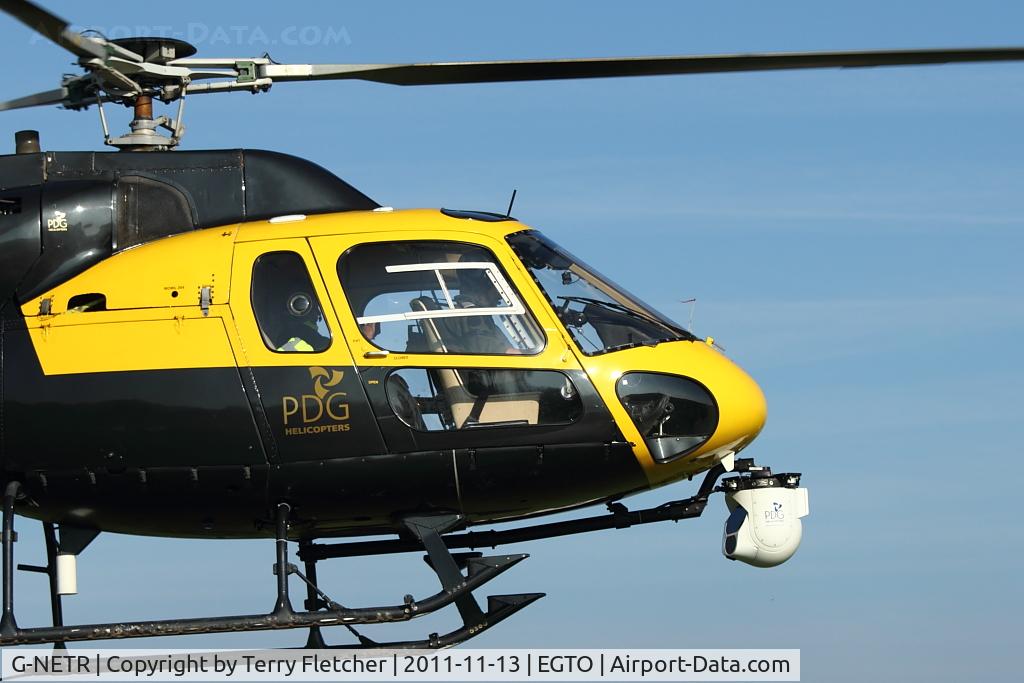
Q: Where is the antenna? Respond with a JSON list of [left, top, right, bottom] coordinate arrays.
[[506, 189, 518, 217], [681, 298, 696, 332]]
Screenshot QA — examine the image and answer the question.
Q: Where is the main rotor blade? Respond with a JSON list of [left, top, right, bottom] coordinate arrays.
[[261, 48, 1024, 86], [0, 0, 107, 60], [0, 87, 67, 111]]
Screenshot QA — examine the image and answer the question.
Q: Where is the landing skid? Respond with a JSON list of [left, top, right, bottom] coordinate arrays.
[[0, 483, 541, 648], [0, 462, 767, 647]]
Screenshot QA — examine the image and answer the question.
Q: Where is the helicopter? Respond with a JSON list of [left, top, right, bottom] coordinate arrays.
[[1, 0, 1021, 649]]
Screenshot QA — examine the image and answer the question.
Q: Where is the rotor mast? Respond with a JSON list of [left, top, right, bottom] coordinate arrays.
[[93, 37, 194, 151], [99, 91, 186, 152]]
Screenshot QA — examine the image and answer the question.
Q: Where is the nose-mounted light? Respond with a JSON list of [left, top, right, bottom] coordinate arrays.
[[615, 372, 718, 463]]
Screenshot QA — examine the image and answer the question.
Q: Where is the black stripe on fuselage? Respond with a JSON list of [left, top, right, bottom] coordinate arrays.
[[1, 322, 648, 539]]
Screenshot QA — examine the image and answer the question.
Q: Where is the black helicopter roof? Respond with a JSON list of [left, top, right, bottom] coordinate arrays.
[[0, 148, 379, 225], [0, 148, 378, 309]]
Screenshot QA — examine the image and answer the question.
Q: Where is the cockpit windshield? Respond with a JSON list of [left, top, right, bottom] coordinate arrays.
[[506, 231, 697, 354]]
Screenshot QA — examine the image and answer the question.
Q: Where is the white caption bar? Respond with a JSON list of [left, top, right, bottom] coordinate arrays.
[[2, 649, 799, 682]]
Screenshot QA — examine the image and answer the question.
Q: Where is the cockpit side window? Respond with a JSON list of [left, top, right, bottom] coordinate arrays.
[[387, 368, 583, 431], [251, 251, 331, 353], [337, 241, 544, 355]]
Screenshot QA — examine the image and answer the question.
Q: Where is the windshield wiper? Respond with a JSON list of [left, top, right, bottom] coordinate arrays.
[[557, 295, 694, 339]]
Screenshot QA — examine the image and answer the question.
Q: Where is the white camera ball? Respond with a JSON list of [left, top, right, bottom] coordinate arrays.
[[722, 485, 809, 568]]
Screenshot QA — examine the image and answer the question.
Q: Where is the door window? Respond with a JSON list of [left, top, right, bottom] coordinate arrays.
[[251, 251, 331, 353], [337, 241, 543, 355]]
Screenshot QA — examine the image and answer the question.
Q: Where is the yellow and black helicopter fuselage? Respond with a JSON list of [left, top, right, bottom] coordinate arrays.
[[0, 148, 767, 541]]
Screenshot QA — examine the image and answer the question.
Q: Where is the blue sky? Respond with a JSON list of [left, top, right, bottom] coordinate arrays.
[[2, 1, 1023, 680]]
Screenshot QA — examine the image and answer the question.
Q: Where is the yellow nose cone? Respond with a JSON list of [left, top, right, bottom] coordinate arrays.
[[598, 341, 767, 488], [711, 355, 768, 454]]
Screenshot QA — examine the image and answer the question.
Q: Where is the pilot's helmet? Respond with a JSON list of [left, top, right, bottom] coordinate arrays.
[[285, 290, 316, 320]]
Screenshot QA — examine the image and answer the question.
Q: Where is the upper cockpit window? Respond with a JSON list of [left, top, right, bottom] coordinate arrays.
[[115, 175, 196, 249], [251, 251, 331, 353], [507, 231, 696, 355], [337, 241, 544, 355]]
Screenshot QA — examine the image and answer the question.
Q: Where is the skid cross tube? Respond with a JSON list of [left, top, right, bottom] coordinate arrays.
[[0, 499, 528, 646], [15, 521, 68, 648], [1, 481, 20, 637], [301, 515, 543, 650], [302, 464, 728, 563], [42, 522, 65, 642], [299, 539, 330, 649], [273, 503, 293, 616], [405, 516, 486, 626]]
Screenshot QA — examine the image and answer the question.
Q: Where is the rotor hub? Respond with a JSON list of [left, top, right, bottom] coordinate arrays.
[[110, 37, 197, 65]]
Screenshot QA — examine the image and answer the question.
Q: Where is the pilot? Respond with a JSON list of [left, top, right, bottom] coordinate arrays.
[[360, 321, 381, 342], [276, 290, 330, 352], [444, 268, 517, 354]]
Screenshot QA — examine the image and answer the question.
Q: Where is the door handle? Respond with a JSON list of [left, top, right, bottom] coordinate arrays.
[[363, 349, 389, 359]]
